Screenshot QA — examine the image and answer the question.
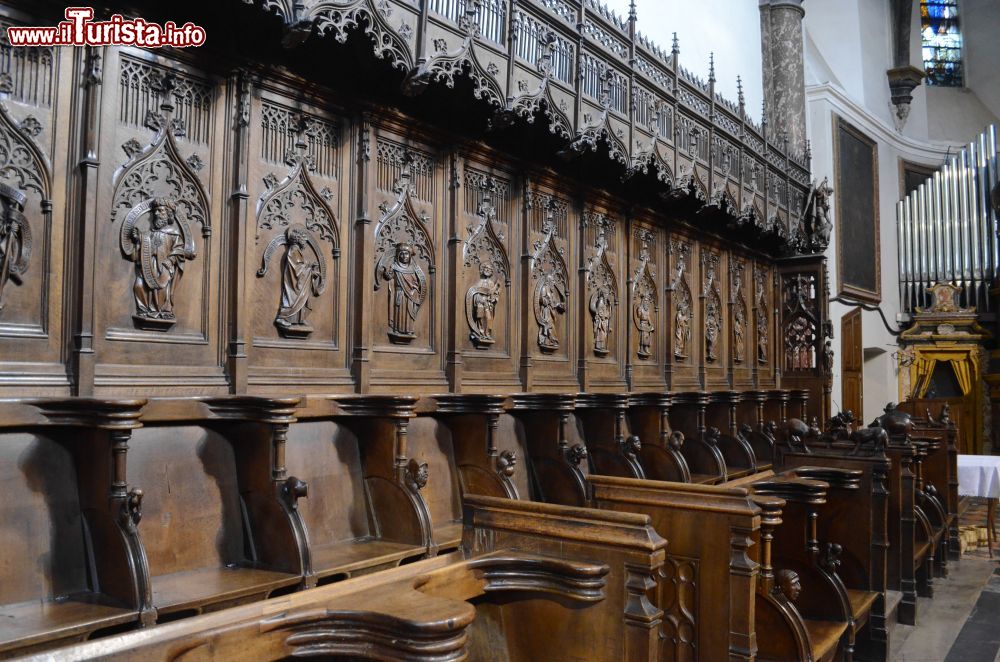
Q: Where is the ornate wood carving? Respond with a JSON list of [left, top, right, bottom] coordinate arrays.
[[660, 555, 698, 660], [111, 72, 209, 332], [632, 229, 656, 360], [702, 250, 722, 363], [755, 267, 770, 365], [306, 0, 414, 72], [463, 176, 509, 348], [374, 151, 434, 345], [584, 211, 618, 357], [530, 198, 568, 353], [731, 259, 747, 364], [256, 114, 340, 339], [669, 239, 692, 361], [783, 273, 818, 371]]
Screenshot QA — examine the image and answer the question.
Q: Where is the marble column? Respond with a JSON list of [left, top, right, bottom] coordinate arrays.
[[759, 0, 806, 154]]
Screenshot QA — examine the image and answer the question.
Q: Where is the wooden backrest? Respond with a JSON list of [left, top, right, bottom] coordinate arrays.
[[407, 416, 462, 533], [0, 431, 88, 605], [628, 395, 691, 483]]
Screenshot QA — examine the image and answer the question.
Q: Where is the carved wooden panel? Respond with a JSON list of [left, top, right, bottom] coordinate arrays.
[[579, 204, 625, 391], [521, 178, 577, 392], [660, 554, 698, 662], [93, 50, 223, 394], [667, 233, 699, 389], [701, 246, 726, 388], [626, 218, 666, 391], [366, 127, 447, 392], [754, 261, 777, 388], [455, 154, 520, 392], [0, 17, 63, 393], [246, 90, 350, 393], [730, 254, 753, 389]]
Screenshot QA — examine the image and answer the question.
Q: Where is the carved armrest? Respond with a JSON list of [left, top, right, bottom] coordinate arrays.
[[750, 476, 828, 505], [787, 466, 861, 490]]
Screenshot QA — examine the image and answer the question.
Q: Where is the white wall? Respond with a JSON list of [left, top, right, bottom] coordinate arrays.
[[604, 0, 764, 121]]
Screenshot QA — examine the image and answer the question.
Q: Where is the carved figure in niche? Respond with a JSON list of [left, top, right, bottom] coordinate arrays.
[[757, 309, 769, 364], [120, 197, 196, 330], [674, 296, 691, 359], [257, 225, 326, 338], [734, 306, 746, 363], [590, 289, 613, 356], [776, 569, 802, 602], [798, 177, 834, 252], [535, 273, 566, 352], [0, 184, 30, 313], [705, 297, 720, 362], [466, 262, 501, 347], [823, 339, 834, 373], [376, 242, 427, 344], [634, 291, 654, 359]]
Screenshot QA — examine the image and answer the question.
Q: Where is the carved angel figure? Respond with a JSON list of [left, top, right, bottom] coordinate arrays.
[[535, 273, 566, 351], [466, 262, 501, 347], [590, 289, 612, 356], [634, 293, 654, 359], [0, 185, 30, 313], [258, 226, 326, 338], [376, 242, 427, 344], [674, 299, 691, 359], [121, 197, 195, 329]]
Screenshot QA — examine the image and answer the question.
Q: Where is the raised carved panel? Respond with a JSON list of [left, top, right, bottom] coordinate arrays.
[[669, 238, 692, 362], [374, 152, 434, 345], [111, 73, 210, 332], [584, 211, 617, 357], [118, 56, 212, 144], [660, 555, 698, 661], [701, 250, 722, 363], [463, 175, 509, 349], [755, 266, 770, 365], [632, 229, 657, 361], [530, 197, 568, 354], [783, 273, 818, 371]]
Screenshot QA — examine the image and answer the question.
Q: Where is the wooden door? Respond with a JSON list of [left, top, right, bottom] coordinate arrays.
[[841, 308, 863, 416]]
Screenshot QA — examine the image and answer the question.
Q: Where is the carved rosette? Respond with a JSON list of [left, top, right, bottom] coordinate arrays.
[[256, 115, 340, 339], [111, 72, 209, 331], [463, 175, 509, 349], [530, 199, 568, 354], [374, 151, 434, 345], [669, 239, 692, 361], [584, 212, 618, 358]]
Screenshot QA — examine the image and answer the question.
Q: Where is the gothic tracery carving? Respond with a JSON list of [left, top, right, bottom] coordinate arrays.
[[632, 229, 656, 360], [755, 268, 769, 364], [531, 198, 568, 353], [111, 72, 210, 331], [783, 273, 818, 370], [374, 151, 434, 344], [670, 238, 692, 360], [702, 248, 722, 362], [585, 212, 617, 357], [463, 175, 509, 348]]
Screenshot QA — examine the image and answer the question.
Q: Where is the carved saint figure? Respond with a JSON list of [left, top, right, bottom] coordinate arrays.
[[466, 262, 501, 347], [734, 307, 746, 363], [376, 242, 427, 344], [757, 310, 768, 363], [258, 226, 326, 338], [705, 298, 720, 362], [535, 273, 566, 351], [0, 185, 30, 313], [674, 298, 691, 359], [634, 292, 654, 359], [590, 289, 612, 356], [122, 197, 195, 329]]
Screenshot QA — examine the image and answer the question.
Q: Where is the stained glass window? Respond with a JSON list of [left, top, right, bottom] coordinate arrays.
[[921, 0, 963, 87]]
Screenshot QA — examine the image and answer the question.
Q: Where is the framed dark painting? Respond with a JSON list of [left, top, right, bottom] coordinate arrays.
[[834, 116, 881, 303], [899, 159, 937, 198]]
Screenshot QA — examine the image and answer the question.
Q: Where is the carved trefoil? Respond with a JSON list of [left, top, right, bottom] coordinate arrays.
[[463, 175, 509, 348], [111, 72, 209, 331], [584, 211, 618, 357], [374, 151, 434, 345], [256, 114, 339, 339], [530, 197, 568, 353], [670, 238, 692, 361], [632, 228, 656, 360]]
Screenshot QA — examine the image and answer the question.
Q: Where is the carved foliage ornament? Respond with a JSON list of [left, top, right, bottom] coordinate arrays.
[[531, 197, 568, 353], [585, 211, 617, 357], [256, 114, 340, 338], [374, 151, 433, 345], [463, 175, 509, 348], [112, 72, 209, 331], [632, 228, 656, 360]]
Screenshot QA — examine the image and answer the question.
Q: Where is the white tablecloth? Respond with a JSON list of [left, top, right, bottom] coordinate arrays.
[[957, 454, 1000, 498]]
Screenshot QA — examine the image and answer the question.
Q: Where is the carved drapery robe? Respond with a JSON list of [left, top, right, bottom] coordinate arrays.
[[467, 268, 500, 345], [276, 243, 321, 329], [635, 298, 653, 358], [378, 250, 427, 341], [591, 291, 612, 355], [536, 276, 565, 350], [129, 222, 190, 319]]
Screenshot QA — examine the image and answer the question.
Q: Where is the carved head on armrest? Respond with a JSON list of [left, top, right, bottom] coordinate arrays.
[[776, 568, 801, 603], [496, 449, 517, 477], [565, 443, 588, 467], [406, 459, 429, 490], [818, 542, 842, 574], [668, 431, 685, 450], [704, 427, 721, 446]]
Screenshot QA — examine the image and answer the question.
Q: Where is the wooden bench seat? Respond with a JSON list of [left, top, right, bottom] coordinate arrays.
[[0, 595, 136, 654], [433, 521, 463, 551], [310, 538, 425, 581], [689, 472, 720, 484], [847, 588, 879, 625], [151, 567, 299, 616], [804, 618, 849, 662]]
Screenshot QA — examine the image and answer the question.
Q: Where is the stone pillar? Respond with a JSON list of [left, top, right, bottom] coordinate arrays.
[[759, 0, 807, 154]]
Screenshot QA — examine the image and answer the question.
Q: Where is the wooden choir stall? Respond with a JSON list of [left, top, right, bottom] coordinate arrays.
[[0, 0, 961, 660]]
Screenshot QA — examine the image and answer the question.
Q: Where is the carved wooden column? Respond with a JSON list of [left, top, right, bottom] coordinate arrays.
[[759, 0, 807, 153], [350, 114, 375, 392]]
